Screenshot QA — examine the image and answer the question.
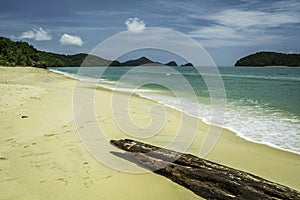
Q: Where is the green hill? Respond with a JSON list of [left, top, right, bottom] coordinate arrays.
[[235, 52, 300, 67], [0, 36, 38, 66], [0, 36, 191, 67], [0, 36, 114, 67], [36, 51, 114, 67]]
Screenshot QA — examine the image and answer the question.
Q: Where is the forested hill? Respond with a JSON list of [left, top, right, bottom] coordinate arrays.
[[0, 36, 114, 67], [235, 52, 300, 67], [0, 37, 38, 66], [0, 36, 192, 67]]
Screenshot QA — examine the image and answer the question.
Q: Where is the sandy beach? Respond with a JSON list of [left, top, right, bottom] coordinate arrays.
[[0, 67, 299, 199]]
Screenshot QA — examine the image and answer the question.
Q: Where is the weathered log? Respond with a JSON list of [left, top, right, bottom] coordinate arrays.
[[110, 139, 300, 200]]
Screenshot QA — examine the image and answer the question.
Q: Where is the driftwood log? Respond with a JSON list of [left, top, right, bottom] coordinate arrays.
[[110, 139, 300, 200]]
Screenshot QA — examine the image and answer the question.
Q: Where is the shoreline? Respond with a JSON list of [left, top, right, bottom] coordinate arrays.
[[1, 67, 299, 199], [50, 67, 300, 156]]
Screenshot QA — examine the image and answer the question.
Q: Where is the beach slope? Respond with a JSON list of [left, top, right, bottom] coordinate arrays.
[[0, 67, 299, 199]]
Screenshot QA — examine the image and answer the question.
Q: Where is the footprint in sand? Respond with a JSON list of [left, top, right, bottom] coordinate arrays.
[[83, 176, 93, 188], [83, 161, 90, 174], [0, 177, 17, 183], [64, 130, 71, 133], [82, 162, 93, 187], [43, 133, 58, 140], [20, 150, 55, 170], [30, 159, 56, 169], [3, 137, 18, 148], [0, 155, 8, 161], [43, 133, 57, 137], [56, 177, 68, 185], [68, 142, 82, 152]]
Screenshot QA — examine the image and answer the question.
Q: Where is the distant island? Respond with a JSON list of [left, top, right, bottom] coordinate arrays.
[[235, 52, 300, 67], [0, 36, 192, 67], [116, 56, 180, 67]]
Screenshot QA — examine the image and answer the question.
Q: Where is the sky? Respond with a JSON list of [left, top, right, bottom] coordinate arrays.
[[0, 0, 299, 65]]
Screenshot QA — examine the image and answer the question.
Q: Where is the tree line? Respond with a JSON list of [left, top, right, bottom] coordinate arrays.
[[0, 36, 105, 67], [235, 52, 300, 67]]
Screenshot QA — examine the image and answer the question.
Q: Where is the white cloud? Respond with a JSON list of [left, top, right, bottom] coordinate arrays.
[[189, 25, 239, 40], [207, 9, 300, 28], [188, 6, 300, 47], [60, 34, 84, 46], [125, 17, 145, 33], [189, 24, 281, 47], [19, 27, 52, 41]]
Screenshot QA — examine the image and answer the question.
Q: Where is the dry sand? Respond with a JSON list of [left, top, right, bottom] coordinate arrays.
[[0, 67, 299, 199]]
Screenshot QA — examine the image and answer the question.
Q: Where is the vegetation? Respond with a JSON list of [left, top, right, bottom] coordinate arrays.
[[37, 52, 112, 67], [0, 36, 193, 67], [115, 57, 191, 67], [0, 36, 112, 67], [180, 62, 193, 67], [235, 52, 300, 67], [118, 56, 160, 66], [0, 37, 38, 66]]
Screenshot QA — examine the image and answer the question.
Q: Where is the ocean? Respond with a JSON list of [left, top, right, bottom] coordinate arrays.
[[50, 66, 300, 155]]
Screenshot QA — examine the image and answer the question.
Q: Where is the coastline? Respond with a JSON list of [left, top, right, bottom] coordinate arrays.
[[0, 67, 299, 199], [50, 67, 300, 155]]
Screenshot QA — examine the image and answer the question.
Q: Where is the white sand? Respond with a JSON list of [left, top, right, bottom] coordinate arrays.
[[0, 67, 299, 199]]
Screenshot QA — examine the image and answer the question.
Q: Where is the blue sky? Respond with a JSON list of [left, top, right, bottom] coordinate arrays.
[[1, 0, 299, 65]]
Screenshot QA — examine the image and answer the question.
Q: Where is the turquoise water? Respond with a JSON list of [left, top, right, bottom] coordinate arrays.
[[50, 66, 300, 154]]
